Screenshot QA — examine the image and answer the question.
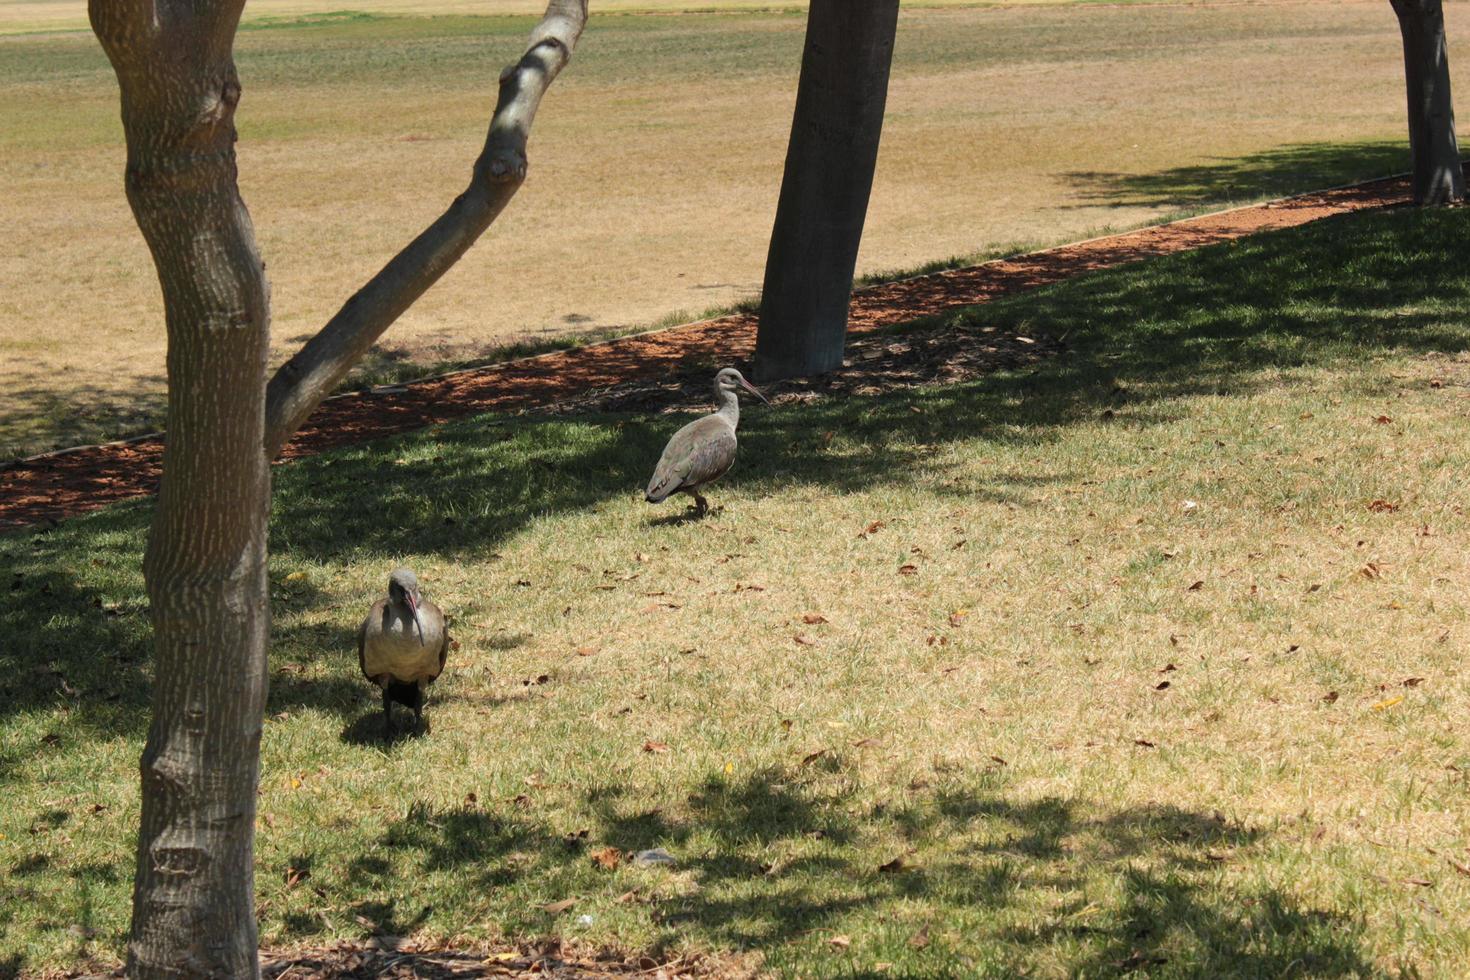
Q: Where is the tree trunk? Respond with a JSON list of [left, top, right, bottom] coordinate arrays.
[[88, 2, 588, 975], [90, 2, 273, 976], [1390, 0, 1465, 204], [754, 0, 900, 382]]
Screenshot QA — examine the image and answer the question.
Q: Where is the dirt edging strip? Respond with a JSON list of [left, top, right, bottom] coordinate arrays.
[[0, 176, 1408, 533]]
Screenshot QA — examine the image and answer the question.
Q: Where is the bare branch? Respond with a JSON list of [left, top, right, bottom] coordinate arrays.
[[263, 0, 589, 456]]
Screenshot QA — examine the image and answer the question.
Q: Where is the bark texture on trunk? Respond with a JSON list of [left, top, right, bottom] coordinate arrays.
[[91, 1, 272, 976], [88, 2, 589, 976], [1390, 0, 1465, 204], [264, 0, 588, 455], [754, 0, 900, 382]]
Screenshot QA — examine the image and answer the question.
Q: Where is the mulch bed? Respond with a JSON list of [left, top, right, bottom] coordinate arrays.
[[52, 939, 754, 980], [0, 178, 1407, 533]]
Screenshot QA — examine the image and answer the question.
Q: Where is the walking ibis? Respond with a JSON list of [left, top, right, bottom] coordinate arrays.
[[645, 367, 768, 517], [358, 567, 450, 736]]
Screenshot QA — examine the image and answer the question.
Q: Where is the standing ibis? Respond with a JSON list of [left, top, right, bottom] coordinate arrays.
[[358, 567, 450, 736], [646, 367, 768, 517]]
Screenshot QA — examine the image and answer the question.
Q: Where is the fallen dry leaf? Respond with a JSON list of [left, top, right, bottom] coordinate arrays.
[[575, 646, 599, 657], [1367, 499, 1399, 513], [1322, 691, 1339, 704], [828, 935, 852, 950], [877, 856, 907, 874], [898, 564, 918, 576], [1186, 580, 1205, 591], [1402, 677, 1425, 687], [860, 520, 886, 538], [908, 925, 931, 950], [540, 899, 576, 915], [589, 846, 622, 870], [801, 748, 829, 766], [1371, 695, 1404, 712], [949, 610, 969, 627], [642, 740, 670, 754], [793, 634, 817, 647], [1134, 738, 1156, 748], [802, 613, 829, 625]]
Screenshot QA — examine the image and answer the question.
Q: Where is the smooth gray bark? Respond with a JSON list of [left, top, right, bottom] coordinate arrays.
[[1390, 0, 1465, 204], [90, 3, 271, 974], [754, 0, 900, 382], [88, 2, 587, 975]]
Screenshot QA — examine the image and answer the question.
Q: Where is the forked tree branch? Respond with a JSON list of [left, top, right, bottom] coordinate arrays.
[[263, 0, 588, 456]]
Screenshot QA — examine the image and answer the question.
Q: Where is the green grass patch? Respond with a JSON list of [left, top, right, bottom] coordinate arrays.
[[4, 206, 1470, 976]]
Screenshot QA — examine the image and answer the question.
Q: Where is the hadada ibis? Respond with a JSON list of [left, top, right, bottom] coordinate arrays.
[[645, 367, 768, 517], [358, 567, 450, 736]]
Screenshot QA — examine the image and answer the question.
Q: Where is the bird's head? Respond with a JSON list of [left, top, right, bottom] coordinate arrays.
[[716, 367, 769, 405], [387, 567, 426, 645]]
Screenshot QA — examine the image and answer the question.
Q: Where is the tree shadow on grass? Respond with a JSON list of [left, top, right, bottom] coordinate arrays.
[[307, 765, 1372, 976], [0, 373, 168, 463], [265, 205, 1470, 567], [1062, 139, 1411, 210], [4, 206, 1469, 743]]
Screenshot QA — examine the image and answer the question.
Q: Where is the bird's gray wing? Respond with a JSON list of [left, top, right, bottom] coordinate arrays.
[[357, 617, 370, 681], [646, 417, 737, 501], [359, 600, 385, 683], [429, 601, 449, 683]]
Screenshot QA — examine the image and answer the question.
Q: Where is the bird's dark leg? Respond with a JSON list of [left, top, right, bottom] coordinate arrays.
[[382, 686, 395, 738], [413, 686, 426, 733], [691, 491, 709, 517]]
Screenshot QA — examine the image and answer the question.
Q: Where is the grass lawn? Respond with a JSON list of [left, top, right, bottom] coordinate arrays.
[[0, 0, 1454, 457], [5, 204, 1470, 976]]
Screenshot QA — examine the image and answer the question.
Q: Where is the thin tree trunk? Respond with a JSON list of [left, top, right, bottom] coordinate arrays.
[[754, 0, 900, 382], [1390, 0, 1465, 204], [88, 2, 588, 975], [91, 2, 272, 976]]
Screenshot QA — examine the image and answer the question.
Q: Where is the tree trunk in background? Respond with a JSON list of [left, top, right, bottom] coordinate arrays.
[[1390, 0, 1465, 204], [754, 0, 900, 382], [90, 1, 272, 975]]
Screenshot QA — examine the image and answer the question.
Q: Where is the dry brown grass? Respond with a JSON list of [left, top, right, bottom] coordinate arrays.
[[0, 0, 1458, 456], [6, 205, 1470, 974]]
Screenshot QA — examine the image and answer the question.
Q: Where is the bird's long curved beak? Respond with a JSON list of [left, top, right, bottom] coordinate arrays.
[[407, 593, 426, 646], [740, 377, 770, 405]]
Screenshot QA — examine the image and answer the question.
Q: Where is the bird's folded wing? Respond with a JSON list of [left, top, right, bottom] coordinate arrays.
[[681, 428, 737, 487]]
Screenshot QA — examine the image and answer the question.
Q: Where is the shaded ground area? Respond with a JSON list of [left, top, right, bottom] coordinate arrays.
[[53, 940, 749, 979], [0, 176, 1409, 533], [1064, 139, 1407, 209], [7, 202, 1468, 977]]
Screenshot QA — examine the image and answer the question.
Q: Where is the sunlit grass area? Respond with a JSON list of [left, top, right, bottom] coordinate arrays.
[[4, 205, 1470, 976], [0, 0, 1450, 456]]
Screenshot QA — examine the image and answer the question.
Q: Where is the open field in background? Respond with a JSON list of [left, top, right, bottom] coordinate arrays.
[[1, 0, 1458, 458], [0, 0, 1283, 37], [5, 206, 1470, 976]]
